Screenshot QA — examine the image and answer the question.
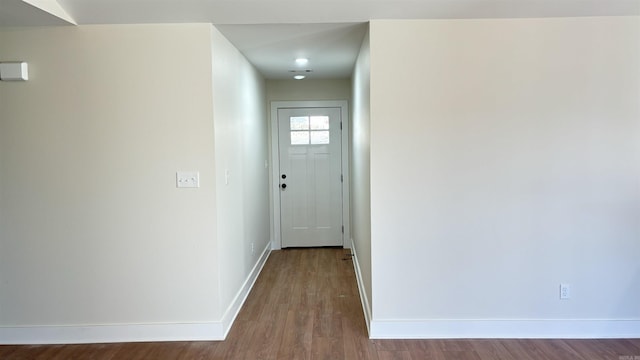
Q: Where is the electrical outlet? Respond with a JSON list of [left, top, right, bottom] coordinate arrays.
[[560, 284, 571, 300], [251, 243, 255, 254]]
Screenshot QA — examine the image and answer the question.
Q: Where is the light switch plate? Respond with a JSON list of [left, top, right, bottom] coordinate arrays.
[[176, 171, 199, 188]]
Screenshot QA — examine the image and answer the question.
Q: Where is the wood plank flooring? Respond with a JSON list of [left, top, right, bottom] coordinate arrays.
[[1, 248, 639, 359]]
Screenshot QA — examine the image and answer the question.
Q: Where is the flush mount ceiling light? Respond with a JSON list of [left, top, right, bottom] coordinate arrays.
[[294, 75, 306, 80], [295, 58, 309, 66]]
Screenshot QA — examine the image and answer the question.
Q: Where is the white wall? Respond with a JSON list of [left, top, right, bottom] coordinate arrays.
[[350, 28, 373, 329], [266, 79, 351, 103], [0, 24, 220, 339], [0, 23, 271, 344], [211, 26, 270, 332], [369, 17, 640, 338]]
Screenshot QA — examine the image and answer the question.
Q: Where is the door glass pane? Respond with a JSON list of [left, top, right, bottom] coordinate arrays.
[[290, 116, 309, 130], [310, 116, 329, 130], [310, 130, 330, 144], [291, 131, 310, 145]]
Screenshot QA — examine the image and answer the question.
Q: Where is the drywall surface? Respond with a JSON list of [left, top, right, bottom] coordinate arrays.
[[0, 24, 219, 329], [369, 17, 640, 336], [350, 28, 373, 327], [211, 25, 270, 325], [266, 79, 351, 103]]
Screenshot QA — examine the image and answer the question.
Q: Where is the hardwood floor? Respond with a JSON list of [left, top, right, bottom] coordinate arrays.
[[1, 248, 639, 359]]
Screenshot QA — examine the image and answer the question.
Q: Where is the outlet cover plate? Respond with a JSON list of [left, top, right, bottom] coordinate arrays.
[[560, 284, 571, 300]]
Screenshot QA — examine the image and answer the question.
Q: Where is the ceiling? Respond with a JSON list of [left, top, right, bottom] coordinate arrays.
[[1, 0, 639, 79]]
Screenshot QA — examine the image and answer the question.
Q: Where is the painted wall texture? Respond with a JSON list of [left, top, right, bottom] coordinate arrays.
[[368, 17, 639, 335], [0, 23, 269, 342]]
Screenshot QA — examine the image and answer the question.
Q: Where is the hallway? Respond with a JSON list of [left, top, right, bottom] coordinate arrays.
[[1, 248, 639, 359], [223, 248, 370, 359]]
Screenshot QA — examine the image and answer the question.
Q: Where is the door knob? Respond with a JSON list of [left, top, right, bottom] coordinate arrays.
[[281, 183, 287, 189]]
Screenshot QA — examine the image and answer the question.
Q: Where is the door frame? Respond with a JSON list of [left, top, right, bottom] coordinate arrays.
[[269, 100, 350, 250]]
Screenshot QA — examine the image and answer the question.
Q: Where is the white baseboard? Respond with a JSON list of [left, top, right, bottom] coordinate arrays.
[[0, 242, 272, 345], [350, 238, 372, 336], [0, 322, 225, 345], [370, 319, 640, 339], [220, 242, 271, 338]]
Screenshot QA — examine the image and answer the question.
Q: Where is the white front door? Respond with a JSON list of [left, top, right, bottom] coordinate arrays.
[[278, 107, 343, 247]]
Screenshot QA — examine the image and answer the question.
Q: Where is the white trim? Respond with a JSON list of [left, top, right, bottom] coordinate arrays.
[[269, 102, 282, 250], [369, 319, 640, 339], [0, 243, 272, 345], [269, 100, 350, 250], [220, 242, 271, 337], [0, 322, 225, 345], [340, 102, 351, 249], [350, 237, 371, 336]]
